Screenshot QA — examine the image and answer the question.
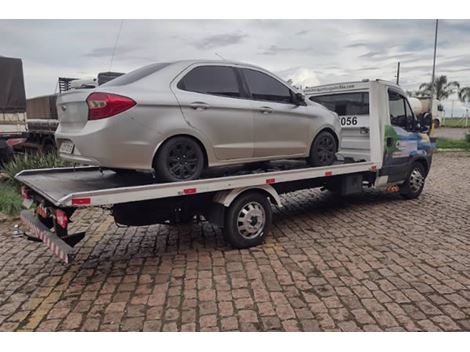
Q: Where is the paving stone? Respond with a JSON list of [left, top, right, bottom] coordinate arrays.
[[0, 154, 469, 332]]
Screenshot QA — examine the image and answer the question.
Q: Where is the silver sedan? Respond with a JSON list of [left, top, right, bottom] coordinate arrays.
[[56, 60, 341, 182]]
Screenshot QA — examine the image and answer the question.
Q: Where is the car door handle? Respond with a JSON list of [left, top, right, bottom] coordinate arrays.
[[258, 106, 273, 114], [189, 102, 210, 110]]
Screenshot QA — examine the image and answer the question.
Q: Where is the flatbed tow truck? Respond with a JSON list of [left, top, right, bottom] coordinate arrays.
[[15, 80, 435, 263]]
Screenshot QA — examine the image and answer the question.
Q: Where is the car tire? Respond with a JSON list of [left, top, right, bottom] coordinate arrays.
[[308, 131, 337, 167], [223, 191, 272, 249], [154, 136, 205, 182], [400, 162, 426, 200]]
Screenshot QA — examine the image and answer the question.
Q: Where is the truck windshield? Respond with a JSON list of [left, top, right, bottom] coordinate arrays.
[[310, 92, 369, 115]]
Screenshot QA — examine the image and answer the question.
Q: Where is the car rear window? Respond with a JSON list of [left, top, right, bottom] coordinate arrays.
[[102, 63, 170, 86], [310, 92, 369, 115], [177, 66, 241, 98]]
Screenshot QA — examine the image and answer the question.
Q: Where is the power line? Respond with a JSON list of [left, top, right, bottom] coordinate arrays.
[[109, 19, 124, 71]]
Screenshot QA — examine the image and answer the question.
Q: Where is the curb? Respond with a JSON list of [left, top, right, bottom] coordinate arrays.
[[436, 148, 470, 152]]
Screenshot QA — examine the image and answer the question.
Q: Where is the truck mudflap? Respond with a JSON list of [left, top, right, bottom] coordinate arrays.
[[20, 210, 85, 264]]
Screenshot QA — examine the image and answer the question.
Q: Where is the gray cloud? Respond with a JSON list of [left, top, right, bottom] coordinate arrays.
[[1, 19, 469, 115], [193, 33, 247, 49], [85, 45, 139, 58]]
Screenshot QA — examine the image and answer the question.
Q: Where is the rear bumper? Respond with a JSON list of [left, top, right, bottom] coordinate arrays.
[[55, 116, 156, 171]]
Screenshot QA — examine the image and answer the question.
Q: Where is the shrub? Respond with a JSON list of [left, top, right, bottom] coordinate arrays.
[[0, 181, 22, 216], [2, 152, 73, 189]]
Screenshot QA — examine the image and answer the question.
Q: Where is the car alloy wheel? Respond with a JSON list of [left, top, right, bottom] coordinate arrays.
[[166, 141, 200, 180]]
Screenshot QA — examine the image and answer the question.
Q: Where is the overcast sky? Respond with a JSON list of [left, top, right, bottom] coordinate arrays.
[[1, 19, 469, 116]]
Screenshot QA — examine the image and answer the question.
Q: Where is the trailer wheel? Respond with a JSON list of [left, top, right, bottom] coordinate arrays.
[[400, 162, 426, 199], [223, 192, 272, 249]]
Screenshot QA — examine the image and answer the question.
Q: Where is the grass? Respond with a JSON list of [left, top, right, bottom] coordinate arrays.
[[2, 152, 73, 188], [436, 137, 470, 151], [442, 118, 470, 128], [0, 181, 22, 216], [0, 152, 74, 216]]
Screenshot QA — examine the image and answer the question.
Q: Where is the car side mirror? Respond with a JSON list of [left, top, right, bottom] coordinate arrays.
[[293, 92, 306, 106]]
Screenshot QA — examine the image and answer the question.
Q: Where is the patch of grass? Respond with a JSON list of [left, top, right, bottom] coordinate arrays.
[[442, 118, 470, 128], [0, 181, 22, 216], [3, 152, 73, 188], [436, 138, 470, 150], [0, 152, 74, 216]]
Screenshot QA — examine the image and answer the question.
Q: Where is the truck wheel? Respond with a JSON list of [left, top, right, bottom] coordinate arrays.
[[309, 131, 337, 167], [154, 137, 204, 182], [400, 162, 426, 199], [433, 119, 440, 128], [223, 192, 272, 249]]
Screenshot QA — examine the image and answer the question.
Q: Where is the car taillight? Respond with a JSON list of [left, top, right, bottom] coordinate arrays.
[[86, 92, 136, 120]]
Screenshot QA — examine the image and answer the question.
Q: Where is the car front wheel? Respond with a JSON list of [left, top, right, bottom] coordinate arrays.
[[154, 136, 205, 182]]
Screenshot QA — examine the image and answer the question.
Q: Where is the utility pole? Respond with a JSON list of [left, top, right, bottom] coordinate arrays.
[[430, 20, 439, 111], [396, 61, 400, 85], [429, 19, 439, 133]]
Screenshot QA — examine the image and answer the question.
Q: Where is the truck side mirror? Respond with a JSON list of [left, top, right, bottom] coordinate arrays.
[[422, 112, 432, 128]]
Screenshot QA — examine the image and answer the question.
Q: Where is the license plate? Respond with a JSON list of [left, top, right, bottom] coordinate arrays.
[[59, 141, 74, 154]]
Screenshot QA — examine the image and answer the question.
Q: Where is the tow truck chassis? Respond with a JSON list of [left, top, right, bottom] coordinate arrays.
[[16, 161, 378, 263]]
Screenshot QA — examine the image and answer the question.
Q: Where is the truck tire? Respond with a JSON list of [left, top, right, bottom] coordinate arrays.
[[223, 191, 272, 249], [400, 162, 426, 200], [433, 119, 440, 128], [154, 136, 205, 183], [308, 131, 337, 167]]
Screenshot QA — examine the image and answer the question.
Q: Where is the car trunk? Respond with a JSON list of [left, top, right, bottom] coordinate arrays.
[[56, 90, 90, 132]]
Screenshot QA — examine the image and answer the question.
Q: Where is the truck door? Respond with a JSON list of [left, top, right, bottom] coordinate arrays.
[[382, 90, 430, 183]]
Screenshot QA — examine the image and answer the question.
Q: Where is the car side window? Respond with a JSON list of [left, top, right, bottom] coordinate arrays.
[[177, 65, 241, 98], [242, 68, 293, 104]]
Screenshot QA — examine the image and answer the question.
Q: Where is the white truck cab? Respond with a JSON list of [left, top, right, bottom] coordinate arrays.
[[305, 79, 434, 187]]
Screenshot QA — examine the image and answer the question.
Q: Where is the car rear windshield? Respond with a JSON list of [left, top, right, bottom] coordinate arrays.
[[310, 92, 369, 115], [102, 63, 170, 87]]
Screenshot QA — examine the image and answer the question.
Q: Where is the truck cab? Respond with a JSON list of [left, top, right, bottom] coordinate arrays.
[[305, 79, 434, 191]]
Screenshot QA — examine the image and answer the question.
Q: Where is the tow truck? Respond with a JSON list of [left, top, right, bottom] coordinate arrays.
[[15, 79, 435, 264]]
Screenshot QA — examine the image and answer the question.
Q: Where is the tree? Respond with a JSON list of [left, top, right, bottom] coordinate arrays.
[[459, 87, 470, 104], [418, 75, 460, 100]]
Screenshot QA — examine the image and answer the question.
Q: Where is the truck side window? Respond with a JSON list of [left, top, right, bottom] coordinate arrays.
[[389, 91, 410, 130], [404, 100, 416, 131]]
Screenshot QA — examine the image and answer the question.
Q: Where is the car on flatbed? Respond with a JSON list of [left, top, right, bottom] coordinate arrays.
[[55, 60, 341, 182]]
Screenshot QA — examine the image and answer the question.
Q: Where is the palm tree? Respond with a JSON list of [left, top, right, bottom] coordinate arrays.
[[418, 75, 460, 100], [459, 87, 470, 104]]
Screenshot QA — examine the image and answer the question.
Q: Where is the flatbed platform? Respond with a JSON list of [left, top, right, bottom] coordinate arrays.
[[16, 160, 377, 208]]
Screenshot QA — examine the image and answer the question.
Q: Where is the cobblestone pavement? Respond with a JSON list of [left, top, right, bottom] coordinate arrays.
[[0, 153, 469, 332]]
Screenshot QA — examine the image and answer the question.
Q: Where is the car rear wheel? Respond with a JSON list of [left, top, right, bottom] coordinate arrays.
[[154, 136, 204, 182], [308, 131, 337, 167]]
